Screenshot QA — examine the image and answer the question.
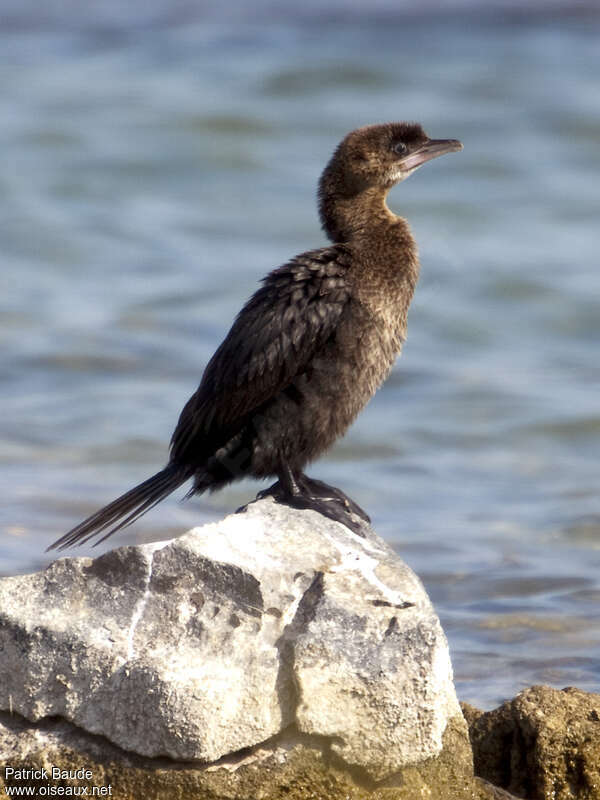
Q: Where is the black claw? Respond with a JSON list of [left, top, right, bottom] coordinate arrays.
[[255, 480, 283, 502]]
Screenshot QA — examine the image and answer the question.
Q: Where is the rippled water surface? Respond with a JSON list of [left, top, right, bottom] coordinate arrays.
[[1, 3, 599, 708]]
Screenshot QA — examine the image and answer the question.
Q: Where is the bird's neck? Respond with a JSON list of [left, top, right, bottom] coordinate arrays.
[[319, 181, 420, 325], [319, 184, 403, 244]]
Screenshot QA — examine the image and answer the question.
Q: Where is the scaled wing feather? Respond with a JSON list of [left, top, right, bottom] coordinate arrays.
[[170, 245, 352, 462]]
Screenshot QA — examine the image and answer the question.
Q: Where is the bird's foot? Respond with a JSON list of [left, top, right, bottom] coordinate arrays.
[[254, 480, 286, 503], [250, 478, 369, 538], [282, 492, 368, 537], [236, 480, 286, 514], [295, 475, 371, 523]]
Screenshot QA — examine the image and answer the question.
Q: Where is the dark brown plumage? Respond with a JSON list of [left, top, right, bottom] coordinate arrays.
[[48, 122, 462, 550]]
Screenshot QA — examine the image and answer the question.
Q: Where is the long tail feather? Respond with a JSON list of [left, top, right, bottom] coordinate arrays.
[[47, 464, 192, 551]]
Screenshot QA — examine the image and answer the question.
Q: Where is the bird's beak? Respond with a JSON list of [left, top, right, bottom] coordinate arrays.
[[401, 138, 463, 171]]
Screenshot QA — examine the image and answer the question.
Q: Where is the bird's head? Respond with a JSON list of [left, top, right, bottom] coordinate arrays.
[[320, 122, 463, 196]]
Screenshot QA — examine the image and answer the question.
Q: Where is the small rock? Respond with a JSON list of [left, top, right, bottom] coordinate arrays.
[[463, 685, 600, 800]]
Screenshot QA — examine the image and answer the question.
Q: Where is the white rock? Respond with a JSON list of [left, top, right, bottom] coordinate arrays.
[[0, 498, 461, 780]]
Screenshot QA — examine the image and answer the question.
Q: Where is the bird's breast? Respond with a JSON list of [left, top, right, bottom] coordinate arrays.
[[249, 300, 405, 473]]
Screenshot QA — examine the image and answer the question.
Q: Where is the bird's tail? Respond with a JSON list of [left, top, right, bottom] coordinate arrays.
[[47, 463, 192, 551]]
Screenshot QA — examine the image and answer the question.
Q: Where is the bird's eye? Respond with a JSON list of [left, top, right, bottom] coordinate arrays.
[[393, 142, 408, 156]]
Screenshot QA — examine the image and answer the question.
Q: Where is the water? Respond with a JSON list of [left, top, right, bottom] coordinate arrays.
[[1, 3, 599, 710]]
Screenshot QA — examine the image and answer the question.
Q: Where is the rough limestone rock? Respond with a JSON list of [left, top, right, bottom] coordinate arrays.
[[0, 708, 503, 800], [463, 685, 600, 800], [1, 498, 466, 791]]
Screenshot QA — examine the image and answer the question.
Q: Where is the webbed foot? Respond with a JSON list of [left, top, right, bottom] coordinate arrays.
[[296, 474, 370, 523], [244, 472, 369, 538]]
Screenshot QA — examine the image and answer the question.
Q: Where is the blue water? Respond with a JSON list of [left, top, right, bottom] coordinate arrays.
[[1, 3, 599, 709]]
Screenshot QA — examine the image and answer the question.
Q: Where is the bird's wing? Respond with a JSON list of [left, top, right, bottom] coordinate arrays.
[[170, 245, 353, 462]]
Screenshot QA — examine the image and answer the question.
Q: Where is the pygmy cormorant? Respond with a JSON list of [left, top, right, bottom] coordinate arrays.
[[48, 122, 462, 550]]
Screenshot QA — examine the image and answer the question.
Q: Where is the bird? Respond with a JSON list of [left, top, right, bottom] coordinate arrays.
[[48, 122, 462, 551]]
